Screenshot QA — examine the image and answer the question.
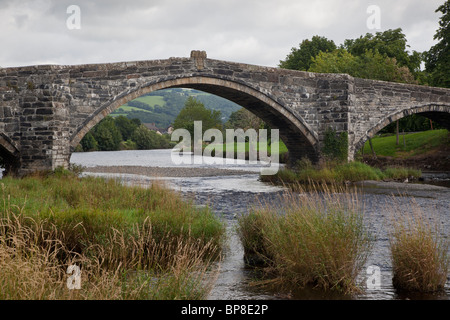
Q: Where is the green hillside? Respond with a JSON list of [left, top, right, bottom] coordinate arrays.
[[111, 88, 241, 129]]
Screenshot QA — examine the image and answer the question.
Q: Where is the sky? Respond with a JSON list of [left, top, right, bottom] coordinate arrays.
[[0, 0, 445, 68]]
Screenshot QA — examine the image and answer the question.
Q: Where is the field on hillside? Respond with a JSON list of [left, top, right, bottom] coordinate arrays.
[[110, 88, 241, 128]]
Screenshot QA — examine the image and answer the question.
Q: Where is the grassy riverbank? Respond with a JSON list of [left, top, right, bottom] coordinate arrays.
[[0, 169, 225, 299], [361, 129, 450, 171]]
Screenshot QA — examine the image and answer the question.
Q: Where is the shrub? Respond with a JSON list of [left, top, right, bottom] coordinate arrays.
[[322, 127, 348, 162]]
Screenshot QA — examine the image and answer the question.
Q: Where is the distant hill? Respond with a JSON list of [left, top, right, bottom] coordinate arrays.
[[111, 88, 242, 129]]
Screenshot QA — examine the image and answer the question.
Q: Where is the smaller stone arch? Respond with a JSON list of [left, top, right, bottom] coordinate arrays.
[[0, 133, 20, 176], [354, 104, 450, 157]]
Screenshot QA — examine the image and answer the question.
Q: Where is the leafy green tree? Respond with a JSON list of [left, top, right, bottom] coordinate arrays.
[[343, 28, 422, 76], [80, 132, 98, 151], [424, 1, 450, 88], [309, 49, 417, 84], [279, 35, 337, 71], [114, 115, 139, 141], [130, 118, 142, 127], [92, 117, 123, 151], [173, 97, 223, 138], [225, 108, 264, 131], [379, 114, 442, 134], [132, 125, 170, 150]]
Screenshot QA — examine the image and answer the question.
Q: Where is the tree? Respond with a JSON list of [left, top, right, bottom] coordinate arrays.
[[309, 49, 417, 84], [343, 28, 422, 76], [280, 30, 423, 83], [279, 35, 337, 71], [173, 97, 223, 138], [114, 115, 139, 141], [80, 132, 98, 151], [225, 108, 264, 131], [91, 117, 122, 151], [132, 125, 170, 150], [424, 1, 450, 88]]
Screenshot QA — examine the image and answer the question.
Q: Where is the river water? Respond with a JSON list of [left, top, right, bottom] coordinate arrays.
[[70, 149, 450, 300]]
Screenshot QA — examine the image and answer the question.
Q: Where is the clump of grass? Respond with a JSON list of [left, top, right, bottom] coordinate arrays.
[[383, 167, 421, 180], [237, 184, 373, 294], [0, 173, 224, 299], [389, 200, 449, 293], [261, 159, 420, 186]]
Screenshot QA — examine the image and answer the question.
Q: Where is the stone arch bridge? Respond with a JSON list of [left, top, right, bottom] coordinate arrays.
[[1, 50, 450, 176]]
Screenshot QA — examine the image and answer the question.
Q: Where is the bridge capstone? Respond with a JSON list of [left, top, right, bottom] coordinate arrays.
[[1, 51, 450, 176]]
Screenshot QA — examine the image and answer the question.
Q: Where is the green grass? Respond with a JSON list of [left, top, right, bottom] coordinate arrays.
[[117, 105, 150, 112], [0, 170, 225, 299], [133, 95, 166, 107], [362, 129, 449, 158]]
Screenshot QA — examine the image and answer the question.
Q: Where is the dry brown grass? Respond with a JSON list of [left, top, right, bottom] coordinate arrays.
[[389, 198, 449, 293], [0, 209, 220, 300]]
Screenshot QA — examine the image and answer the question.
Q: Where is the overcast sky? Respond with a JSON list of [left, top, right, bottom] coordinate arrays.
[[0, 0, 445, 68]]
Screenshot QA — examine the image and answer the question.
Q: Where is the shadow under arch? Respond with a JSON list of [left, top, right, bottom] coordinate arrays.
[[354, 104, 450, 158], [0, 133, 20, 176], [70, 76, 320, 163]]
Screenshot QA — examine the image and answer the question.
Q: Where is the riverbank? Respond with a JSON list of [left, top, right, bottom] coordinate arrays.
[[361, 129, 450, 171], [0, 172, 225, 299], [362, 147, 450, 172]]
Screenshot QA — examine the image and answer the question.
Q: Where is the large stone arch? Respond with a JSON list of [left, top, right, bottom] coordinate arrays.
[[353, 104, 450, 157], [0, 132, 20, 176], [70, 75, 320, 163]]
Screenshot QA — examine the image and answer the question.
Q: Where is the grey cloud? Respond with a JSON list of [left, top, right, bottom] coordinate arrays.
[[0, 0, 444, 68]]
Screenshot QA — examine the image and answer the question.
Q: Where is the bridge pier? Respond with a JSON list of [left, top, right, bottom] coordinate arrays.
[[0, 84, 72, 176]]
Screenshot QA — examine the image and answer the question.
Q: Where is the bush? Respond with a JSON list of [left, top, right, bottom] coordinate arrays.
[[322, 127, 348, 162]]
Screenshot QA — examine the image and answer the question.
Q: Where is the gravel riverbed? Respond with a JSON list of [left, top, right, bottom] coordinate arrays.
[[83, 165, 257, 177]]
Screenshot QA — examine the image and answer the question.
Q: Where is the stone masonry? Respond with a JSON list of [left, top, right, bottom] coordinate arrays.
[[1, 50, 450, 176]]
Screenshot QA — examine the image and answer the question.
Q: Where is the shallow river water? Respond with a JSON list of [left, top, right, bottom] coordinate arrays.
[[70, 149, 450, 300]]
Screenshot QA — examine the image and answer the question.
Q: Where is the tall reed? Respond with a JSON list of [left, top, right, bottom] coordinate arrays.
[[237, 183, 373, 294], [388, 198, 449, 293]]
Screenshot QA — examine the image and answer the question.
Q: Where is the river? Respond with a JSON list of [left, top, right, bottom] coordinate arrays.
[[70, 149, 450, 300]]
